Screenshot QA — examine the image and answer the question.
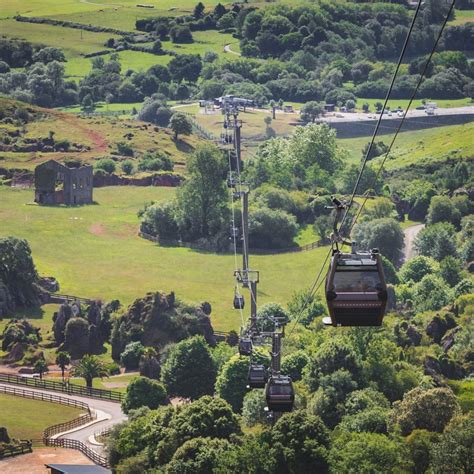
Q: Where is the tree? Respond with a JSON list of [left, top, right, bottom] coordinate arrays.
[[120, 341, 145, 370], [138, 97, 172, 126], [412, 274, 452, 312], [329, 432, 405, 474], [399, 256, 439, 284], [352, 218, 404, 264], [439, 256, 463, 287], [169, 112, 192, 140], [338, 406, 390, 434], [56, 351, 71, 381], [81, 94, 95, 113], [287, 288, 327, 327], [34, 358, 48, 380], [121, 159, 134, 175], [121, 376, 167, 413], [71, 354, 109, 389], [270, 410, 331, 473], [167, 437, 231, 474], [168, 54, 202, 82], [94, 158, 116, 174], [414, 222, 457, 261], [405, 429, 440, 474], [269, 99, 277, 119], [64, 317, 90, 360], [139, 347, 161, 379], [242, 390, 268, 427], [301, 101, 324, 123], [427, 195, 461, 227], [215, 355, 249, 412], [281, 350, 309, 382], [170, 25, 194, 44], [175, 144, 229, 240], [430, 414, 474, 474], [390, 387, 460, 436], [161, 335, 216, 400], [256, 302, 289, 332]]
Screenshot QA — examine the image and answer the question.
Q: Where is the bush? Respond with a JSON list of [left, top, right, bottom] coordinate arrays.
[[242, 390, 268, 427], [427, 195, 461, 227], [215, 355, 249, 412], [94, 158, 116, 174], [138, 152, 174, 172], [412, 274, 452, 312], [121, 376, 167, 413], [121, 159, 134, 175], [414, 222, 457, 261], [281, 350, 309, 382], [399, 256, 439, 284], [248, 207, 298, 249], [120, 341, 145, 370], [117, 142, 134, 157]]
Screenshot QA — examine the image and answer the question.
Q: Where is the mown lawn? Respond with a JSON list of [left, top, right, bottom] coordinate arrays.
[[0, 186, 330, 331], [66, 373, 138, 393], [338, 122, 474, 169], [0, 394, 83, 439]]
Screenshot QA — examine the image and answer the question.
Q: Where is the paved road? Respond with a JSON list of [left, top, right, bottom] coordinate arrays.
[[0, 383, 126, 453], [403, 223, 424, 262]]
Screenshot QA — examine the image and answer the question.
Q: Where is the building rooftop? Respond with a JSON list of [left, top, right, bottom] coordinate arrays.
[[45, 464, 111, 474]]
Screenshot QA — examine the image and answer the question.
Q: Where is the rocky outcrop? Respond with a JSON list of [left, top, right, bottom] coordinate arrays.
[[441, 326, 463, 352], [426, 312, 457, 344]]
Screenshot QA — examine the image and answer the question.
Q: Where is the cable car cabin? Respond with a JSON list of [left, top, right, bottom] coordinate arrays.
[[248, 364, 267, 389], [265, 375, 295, 412], [239, 337, 252, 356], [325, 250, 387, 327], [234, 294, 245, 310]]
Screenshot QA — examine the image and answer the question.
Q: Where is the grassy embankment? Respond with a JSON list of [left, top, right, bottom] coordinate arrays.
[[0, 394, 83, 439], [0, 186, 330, 332]]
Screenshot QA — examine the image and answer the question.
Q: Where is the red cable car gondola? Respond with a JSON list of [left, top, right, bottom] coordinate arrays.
[[325, 249, 387, 327]]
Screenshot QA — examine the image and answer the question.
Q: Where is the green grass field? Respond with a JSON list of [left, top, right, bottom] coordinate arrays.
[[65, 373, 138, 393], [0, 394, 83, 439], [0, 186, 329, 332], [448, 380, 474, 412], [338, 122, 474, 169], [450, 9, 474, 25]]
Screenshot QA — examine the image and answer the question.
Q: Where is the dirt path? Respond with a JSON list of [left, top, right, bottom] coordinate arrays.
[[224, 44, 241, 56], [403, 223, 424, 261]]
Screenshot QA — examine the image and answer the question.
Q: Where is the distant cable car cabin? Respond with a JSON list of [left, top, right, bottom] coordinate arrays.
[[265, 375, 295, 412], [239, 337, 252, 356], [325, 249, 387, 327], [248, 364, 268, 389], [234, 293, 245, 310]]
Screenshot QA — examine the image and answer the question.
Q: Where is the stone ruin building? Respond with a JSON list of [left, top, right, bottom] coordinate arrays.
[[34, 159, 93, 205]]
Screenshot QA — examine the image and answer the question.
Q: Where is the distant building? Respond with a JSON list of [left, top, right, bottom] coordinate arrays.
[[214, 95, 255, 108], [324, 104, 335, 112], [283, 105, 294, 113], [45, 464, 111, 474], [34, 159, 93, 205]]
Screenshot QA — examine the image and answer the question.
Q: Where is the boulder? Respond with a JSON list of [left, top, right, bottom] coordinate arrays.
[[441, 326, 462, 352], [0, 427, 10, 443], [426, 312, 457, 343]]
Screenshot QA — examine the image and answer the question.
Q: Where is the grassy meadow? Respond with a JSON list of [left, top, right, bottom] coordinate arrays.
[[0, 394, 83, 439], [0, 186, 330, 332], [338, 122, 474, 169]]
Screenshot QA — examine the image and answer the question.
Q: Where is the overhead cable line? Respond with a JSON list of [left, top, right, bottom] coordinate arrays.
[[348, 0, 457, 235]]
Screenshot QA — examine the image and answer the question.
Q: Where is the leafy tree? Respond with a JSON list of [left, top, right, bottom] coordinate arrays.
[[352, 218, 404, 264], [120, 341, 145, 370], [169, 112, 192, 140], [167, 437, 231, 474], [168, 54, 202, 82], [215, 355, 248, 412], [301, 101, 324, 123], [64, 317, 90, 360], [71, 354, 109, 389], [81, 94, 95, 113], [55, 351, 71, 381], [338, 407, 390, 434], [339, 164, 382, 195], [270, 410, 331, 473], [121, 159, 134, 175], [139, 347, 161, 379], [414, 222, 458, 261], [405, 429, 440, 474], [287, 288, 327, 327], [248, 207, 298, 249], [439, 256, 463, 287], [140, 201, 179, 240], [399, 256, 439, 284], [427, 195, 461, 227], [122, 376, 167, 413], [329, 432, 405, 474], [161, 335, 216, 400], [175, 144, 229, 240], [344, 388, 390, 415], [34, 358, 48, 380], [281, 350, 309, 382], [242, 390, 268, 427], [390, 387, 460, 436], [412, 274, 452, 312], [138, 97, 172, 126], [170, 25, 194, 44], [430, 414, 474, 474], [256, 302, 288, 332], [94, 158, 116, 174]]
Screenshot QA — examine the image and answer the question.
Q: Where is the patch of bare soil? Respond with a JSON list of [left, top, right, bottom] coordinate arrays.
[[0, 447, 93, 473], [89, 222, 106, 236]]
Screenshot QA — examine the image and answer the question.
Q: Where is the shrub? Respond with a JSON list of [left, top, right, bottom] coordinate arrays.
[[121, 159, 134, 175], [94, 158, 116, 174], [117, 142, 134, 157], [121, 376, 167, 413], [120, 341, 145, 370]]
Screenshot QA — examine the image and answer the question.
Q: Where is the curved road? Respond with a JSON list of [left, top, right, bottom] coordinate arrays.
[[0, 383, 126, 454], [403, 223, 424, 262]]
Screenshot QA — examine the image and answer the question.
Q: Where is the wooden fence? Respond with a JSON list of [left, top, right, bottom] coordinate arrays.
[[139, 231, 321, 255], [44, 413, 95, 438], [0, 373, 123, 402], [43, 438, 109, 468], [46, 293, 95, 305]]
